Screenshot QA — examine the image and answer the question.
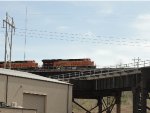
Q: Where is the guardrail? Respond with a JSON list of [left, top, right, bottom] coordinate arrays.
[[50, 59, 150, 81]]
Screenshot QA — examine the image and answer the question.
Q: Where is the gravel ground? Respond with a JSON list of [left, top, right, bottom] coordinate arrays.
[[73, 91, 150, 113]]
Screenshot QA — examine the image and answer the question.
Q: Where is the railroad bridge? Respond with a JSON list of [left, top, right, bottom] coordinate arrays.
[[50, 60, 150, 113]]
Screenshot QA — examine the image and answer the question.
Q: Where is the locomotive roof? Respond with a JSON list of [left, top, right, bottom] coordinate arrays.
[[0, 68, 70, 85], [42, 58, 91, 61], [0, 60, 36, 63]]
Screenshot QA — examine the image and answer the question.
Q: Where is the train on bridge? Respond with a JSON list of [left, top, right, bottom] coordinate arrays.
[[0, 60, 38, 70], [0, 58, 96, 70], [42, 58, 95, 70]]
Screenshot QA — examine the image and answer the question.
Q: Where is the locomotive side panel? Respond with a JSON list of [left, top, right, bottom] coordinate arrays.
[[42, 58, 96, 69], [0, 60, 38, 69]]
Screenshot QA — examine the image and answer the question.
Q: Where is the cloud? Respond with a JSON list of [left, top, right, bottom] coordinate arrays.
[[0, 33, 4, 45], [131, 14, 150, 46], [56, 26, 69, 31], [96, 5, 113, 16], [85, 3, 113, 25], [133, 14, 150, 32], [99, 8, 113, 15], [0, 32, 5, 61], [80, 31, 97, 39], [86, 19, 100, 25]]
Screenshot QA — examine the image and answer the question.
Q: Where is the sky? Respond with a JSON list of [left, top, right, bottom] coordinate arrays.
[[1, 1, 150, 67]]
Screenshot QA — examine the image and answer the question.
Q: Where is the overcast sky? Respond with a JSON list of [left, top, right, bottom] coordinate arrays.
[[1, 1, 150, 67]]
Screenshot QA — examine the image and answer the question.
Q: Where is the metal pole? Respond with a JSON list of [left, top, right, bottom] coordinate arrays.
[[141, 88, 147, 113], [98, 97, 102, 113], [116, 93, 121, 113], [3, 12, 15, 69], [132, 88, 140, 113], [9, 17, 14, 69], [4, 12, 8, 68], [24, 7, 27, 60]]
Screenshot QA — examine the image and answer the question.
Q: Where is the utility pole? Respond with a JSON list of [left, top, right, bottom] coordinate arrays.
[[3, 12, 15, 69], [132, 57, 141, 68]]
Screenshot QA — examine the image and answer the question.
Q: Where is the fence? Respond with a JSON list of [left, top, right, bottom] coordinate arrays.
[[51, 60, 150, 81]]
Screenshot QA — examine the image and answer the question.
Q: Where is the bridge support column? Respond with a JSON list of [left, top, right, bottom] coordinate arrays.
[[141, 89, 147, 113], [101, 96, 116, 113], [141, 68, 147, 113], [132, 87, 147, 113], [133, 88, 140, 113], [132, 68, 150, 113], [97, 97, 102, 113], [116, 93, 121, 113]]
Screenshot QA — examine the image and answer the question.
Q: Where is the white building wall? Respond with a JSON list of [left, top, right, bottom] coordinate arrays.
[[68, 85, 73, 113], [0, 75, 7, 102], [0, 108, 37, 113], [0, 74, 72, 113]]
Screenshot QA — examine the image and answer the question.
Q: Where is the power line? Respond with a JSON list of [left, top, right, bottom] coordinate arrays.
[[1, 27, 150, 43], [1, 27, 150, 47], [14, 30, 148, 43], [14, 30, 150, 44], [14, 32, 150, 47], [15, 28, 150, 43]]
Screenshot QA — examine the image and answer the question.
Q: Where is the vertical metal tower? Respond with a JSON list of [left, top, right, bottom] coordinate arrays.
[[3, 12, 15, 69]]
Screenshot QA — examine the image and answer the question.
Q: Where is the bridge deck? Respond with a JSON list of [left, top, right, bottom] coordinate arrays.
[[70, 67, 150, 99], [69, 67, 150, 113]]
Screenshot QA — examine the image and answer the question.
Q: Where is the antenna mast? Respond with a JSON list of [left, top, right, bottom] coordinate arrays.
[[24, 7, 28, 61]]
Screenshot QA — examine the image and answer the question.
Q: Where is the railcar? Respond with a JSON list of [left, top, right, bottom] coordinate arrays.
[[0, 60, 38, 69], [42, 58, 96, 70]]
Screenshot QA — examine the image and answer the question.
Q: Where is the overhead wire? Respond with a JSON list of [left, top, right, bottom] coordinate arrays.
[[0, 29, 146, 40], [14, 31, 150, 47], [0, 32, 149, 47], [1, 28, 150, 47], [1, 28, 149, 43], [15, 29, 150, 47], [15, 27, 149, 41], [14, 30, 143, 42]]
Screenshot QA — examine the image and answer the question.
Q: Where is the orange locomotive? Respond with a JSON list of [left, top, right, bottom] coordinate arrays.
[[0, 60, 38, 69], [42, 58, 96, 69], [0, 58, 95, 70]]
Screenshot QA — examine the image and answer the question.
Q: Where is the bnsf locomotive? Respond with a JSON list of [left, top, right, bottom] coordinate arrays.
[[0, 60, 38, 70], [42, 58, 96, 70], [0, 58, 95, 70]]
